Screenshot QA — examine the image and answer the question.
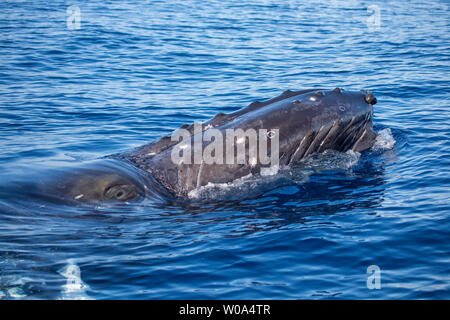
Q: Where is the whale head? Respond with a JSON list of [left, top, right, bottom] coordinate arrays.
[[43, 88, 378, 201], [264, 88, 377, 164], [43, 160, 151, 203], [135, 88, 379, 196], [220, 87, 377, 165]]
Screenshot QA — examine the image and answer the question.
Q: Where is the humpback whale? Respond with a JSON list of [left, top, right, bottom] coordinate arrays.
[[46, 88, 377, 202]]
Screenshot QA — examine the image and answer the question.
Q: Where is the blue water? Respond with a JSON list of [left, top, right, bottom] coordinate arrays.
[[0, 0, 449, 299]]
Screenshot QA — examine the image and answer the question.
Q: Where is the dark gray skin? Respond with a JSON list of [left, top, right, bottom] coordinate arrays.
[[40, 88, 376, 202], [34, 159, 169, 203], [115, 88, 378, 198]]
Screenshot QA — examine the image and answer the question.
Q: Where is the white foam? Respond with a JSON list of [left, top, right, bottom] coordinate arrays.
[[0, 277, 34, 299], [58, 259, 91, 300], [372, 128, 396, 151], [260, 165, 279, 176], [7, 287, 26, 299], [344, 150, 361, 169], [188, 173, 254, 199], [300, 149, 361, 170], [186, 147, 366, 200]]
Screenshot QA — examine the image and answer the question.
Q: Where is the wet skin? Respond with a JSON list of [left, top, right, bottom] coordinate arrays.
[[41, 159, 165, 203], [54, 88, 377, 202], [126, 88, 377, 196]]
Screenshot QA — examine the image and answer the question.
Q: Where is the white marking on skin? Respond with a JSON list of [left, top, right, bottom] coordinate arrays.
[[320, 121, 336, 149], [313, 126, 324, 146], [289, 136, 306, 164], [352, 129, 368, 151], [304, 126, 323, 157], [74, 194, 84, 200]]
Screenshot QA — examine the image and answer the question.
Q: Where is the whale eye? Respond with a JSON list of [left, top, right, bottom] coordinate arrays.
[[104, 184, 136, 201]]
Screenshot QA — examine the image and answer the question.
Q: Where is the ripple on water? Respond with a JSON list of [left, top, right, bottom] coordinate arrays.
[[0, 0, 449, 299]]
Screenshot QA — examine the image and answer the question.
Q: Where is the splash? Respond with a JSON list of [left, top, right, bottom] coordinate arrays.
[[187, 149, 362, 201], [372, 128, 396, 151], [260, 164, 280, 176], [188, 173, 255, 200], [6, 287, 26, 299], [300, 149, 361, 170], [58, 259, 91, 300]]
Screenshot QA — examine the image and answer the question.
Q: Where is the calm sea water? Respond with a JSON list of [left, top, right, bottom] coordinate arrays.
[[0, 0, 449, 299]]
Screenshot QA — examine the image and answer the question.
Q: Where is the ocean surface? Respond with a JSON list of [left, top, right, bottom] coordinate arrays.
[[0, 0, 449, 299]]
